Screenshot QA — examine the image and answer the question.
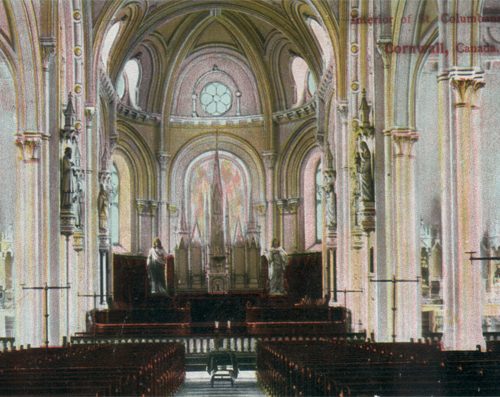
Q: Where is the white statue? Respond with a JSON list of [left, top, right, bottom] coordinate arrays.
[[267, 238, 288, 295]]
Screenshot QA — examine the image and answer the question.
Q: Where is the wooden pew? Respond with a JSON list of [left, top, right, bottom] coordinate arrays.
[[0, 343, 185, 396]]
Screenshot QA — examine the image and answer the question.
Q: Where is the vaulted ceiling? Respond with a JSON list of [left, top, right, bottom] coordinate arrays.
[[93, 0, 338, 115]]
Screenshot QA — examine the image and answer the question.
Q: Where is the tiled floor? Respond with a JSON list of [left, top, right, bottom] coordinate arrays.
[[175, 371, 266, 396]]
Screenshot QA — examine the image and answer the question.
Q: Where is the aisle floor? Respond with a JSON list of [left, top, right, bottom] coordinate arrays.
[[175, 371, 266, 396]]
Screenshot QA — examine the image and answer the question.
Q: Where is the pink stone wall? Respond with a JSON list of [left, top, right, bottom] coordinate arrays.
[[172, 50, 260, 116]]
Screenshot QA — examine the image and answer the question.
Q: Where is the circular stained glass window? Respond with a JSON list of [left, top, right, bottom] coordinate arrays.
[[200, 82, 232, 116]]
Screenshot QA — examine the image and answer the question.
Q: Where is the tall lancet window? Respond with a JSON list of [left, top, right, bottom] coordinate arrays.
[[187, 151, 250, 243], [315, 162, 323, 243], [110, 164, 119, 245]]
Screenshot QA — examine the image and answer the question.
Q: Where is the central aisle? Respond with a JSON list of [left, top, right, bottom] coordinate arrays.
[[175, 371, 266, 397]]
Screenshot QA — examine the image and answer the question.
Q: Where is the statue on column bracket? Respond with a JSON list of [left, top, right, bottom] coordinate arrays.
[[355, 141, 374, 202], [323, 146, 337, 230], [355, 89, 375, 203], [97, 182, 110, 233], [61, 147, 77, 211]]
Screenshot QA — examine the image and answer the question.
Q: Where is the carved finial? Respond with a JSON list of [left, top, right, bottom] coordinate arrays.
[[64, 92, 76, 129], [325, 144, 334, 171], [360, 89, 371, 127]]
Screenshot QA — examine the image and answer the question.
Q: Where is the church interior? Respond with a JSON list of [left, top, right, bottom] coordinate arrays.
[[0, 0, 500, 395]]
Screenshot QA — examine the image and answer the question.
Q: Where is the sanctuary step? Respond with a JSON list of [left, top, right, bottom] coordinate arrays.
[[175, 371, 265, 397], [186, 352, 256, 371]]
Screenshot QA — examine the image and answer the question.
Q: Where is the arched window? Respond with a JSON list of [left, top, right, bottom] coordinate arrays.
[[291, 56, 309, 107], [315, 161, 323, 243], [101, 22, 120, 70], [308, 19, 333, 67], [109, 164, 119, 245], [123, 59, 141, 108]]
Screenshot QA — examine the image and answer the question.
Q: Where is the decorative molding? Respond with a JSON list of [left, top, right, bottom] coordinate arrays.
[[98, 67, 119, 103], [272, 100, 317, 124], [118, 103, 161, 124], [317, 64, 334, 100], [117, 102, 316, 127]]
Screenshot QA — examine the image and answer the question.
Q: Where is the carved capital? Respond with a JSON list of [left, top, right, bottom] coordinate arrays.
[[391, 129, 419, 158], [40, 37, 56, 70], [16, 132, 43, 162], [157, 151, 171, 171], [375, 38, 392, 69], [277, 198, 300, 215], [337, 101, 349, 123], [136, 199, 148, 215], [148, 200, 158, 215], [449, 68, 485, 107], [167, 203, 178, 216], [262, 151, 277, 169], [255, 201, 267, 216], [287, 198, 300, 214], [84, 107, 95, 125]]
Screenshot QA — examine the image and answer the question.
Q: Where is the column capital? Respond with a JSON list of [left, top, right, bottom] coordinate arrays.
[[15, 131, 44, 162], [277, 198, 300, 215], [84, 107, 95, 124], [448, 67, 485, 107], [254, 201, 267, 216], [391, 129, 419, 158], [337, 100, 349, 121], [375, 38, 392, 69], [136, 199, 148, 215], [167, 203, 178, 215], [40, 37, 56, 71], [148, 200, 158, 215], [261, 151, 277, 169], [157, 151, 171, 171]]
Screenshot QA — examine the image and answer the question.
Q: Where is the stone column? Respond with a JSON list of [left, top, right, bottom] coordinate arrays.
[[84, 107, 96, 304], [391, 129, 420, 342], [14, 132, 44, 346], [262, 151, 276, 249], [136, 199, 147, 255], [335, 102, 350, 301], [440, 68, 485, 350], [157, 152, 170, 247]]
